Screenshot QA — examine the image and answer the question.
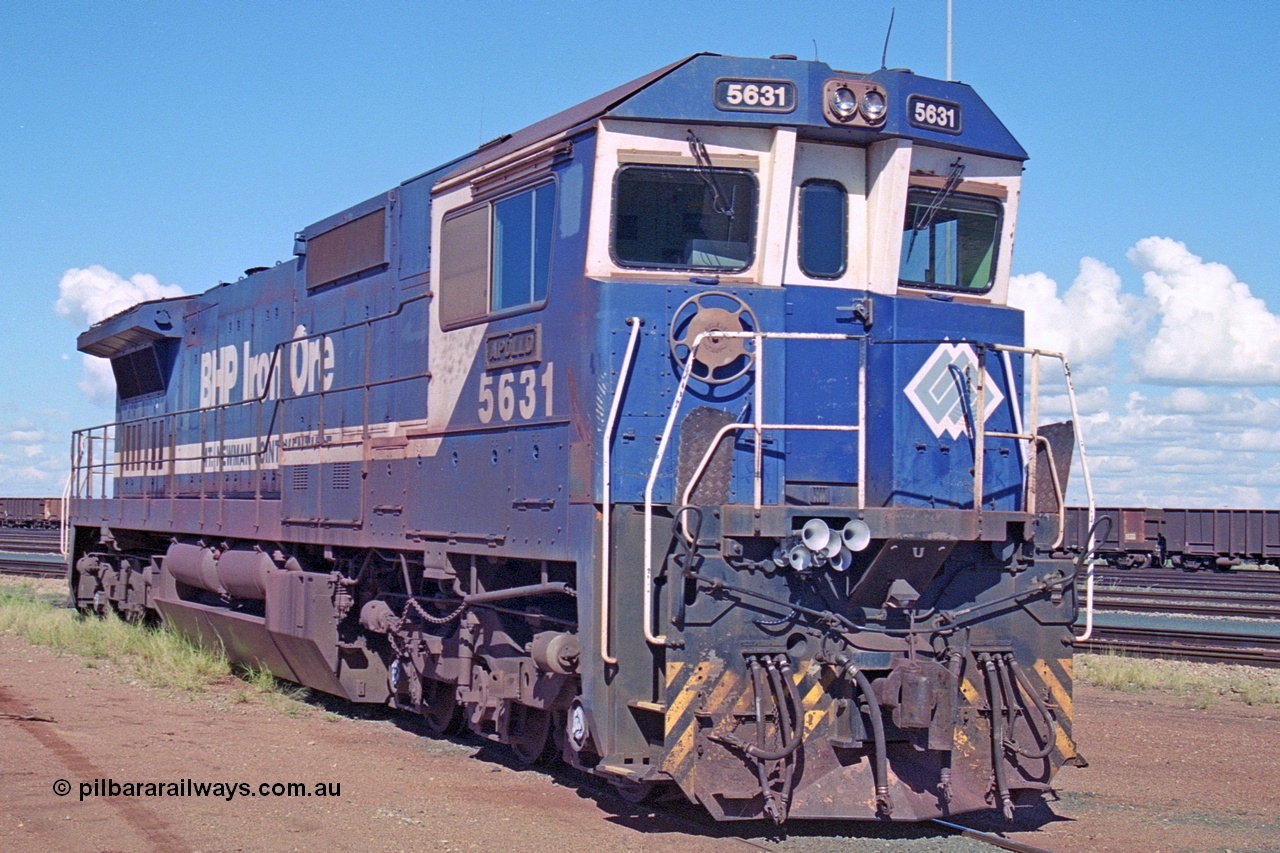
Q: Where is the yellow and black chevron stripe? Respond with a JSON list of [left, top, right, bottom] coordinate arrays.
[[661, 655, 840, 791], [1033, 654, 1080, 763]]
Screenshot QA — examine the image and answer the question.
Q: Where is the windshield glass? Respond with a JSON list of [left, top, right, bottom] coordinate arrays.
[[898, 189, 1001, 292], [612, 165, 757, 272]]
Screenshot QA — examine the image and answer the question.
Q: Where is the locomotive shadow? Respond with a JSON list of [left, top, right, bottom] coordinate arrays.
[[297, 692, 1070, 843], [689, 796, 1069, 846], [944, 796, 1071, 833]]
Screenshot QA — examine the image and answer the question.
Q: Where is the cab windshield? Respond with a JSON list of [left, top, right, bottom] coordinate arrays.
[[899, 189, 1001, 292], [612, 165, 757, 272]]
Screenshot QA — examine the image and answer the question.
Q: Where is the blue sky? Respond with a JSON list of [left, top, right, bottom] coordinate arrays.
[[3, 2, 1279, 506]]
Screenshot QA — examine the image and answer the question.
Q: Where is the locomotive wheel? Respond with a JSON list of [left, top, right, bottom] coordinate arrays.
[[508, 704, 555, 766], [421, 678, 462, 736]]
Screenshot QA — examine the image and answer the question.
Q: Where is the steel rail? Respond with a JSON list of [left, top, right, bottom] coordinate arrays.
[[931, 819, 1059, 853], [0, 557, 65, 579], [1095, 568, 1280, 594], [0, 531, 62, 554], [1078, 624, 1280, 667], [1092, 587, 1280, 620]]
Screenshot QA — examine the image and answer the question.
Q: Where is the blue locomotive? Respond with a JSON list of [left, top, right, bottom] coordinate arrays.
[[68, 53, 1088, 823]]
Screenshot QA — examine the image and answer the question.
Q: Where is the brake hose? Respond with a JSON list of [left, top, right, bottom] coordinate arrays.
[[848, 663, 892, 817], [982, 655, 1015, 821]]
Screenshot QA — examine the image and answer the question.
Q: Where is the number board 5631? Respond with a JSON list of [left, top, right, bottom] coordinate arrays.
[[714, 78, 796, 114], [907, 95, 962, 134]]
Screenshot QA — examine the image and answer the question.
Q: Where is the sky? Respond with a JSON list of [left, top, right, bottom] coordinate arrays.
[[3, 1, 1279, 507]]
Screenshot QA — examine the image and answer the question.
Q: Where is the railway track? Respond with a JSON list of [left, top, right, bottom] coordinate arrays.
[[1079, 585, 1280, 666], [1095, 566, 1280, 596], [930, 820, 1056, 853], [1091, 587, 1280, 620], [1076, 620, 1280, 667], [0, 529, 61, 555], [0, 554, 64, 579], [0, 528, 66, 580], [1072, 564, 1280, 666]]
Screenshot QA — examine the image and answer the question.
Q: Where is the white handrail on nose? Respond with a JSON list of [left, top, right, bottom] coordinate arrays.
[[642, 329, 864, 647], [599, 317, 643, 666]]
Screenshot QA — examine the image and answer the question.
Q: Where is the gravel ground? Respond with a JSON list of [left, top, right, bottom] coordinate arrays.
[[3, 627, 1279, 853]]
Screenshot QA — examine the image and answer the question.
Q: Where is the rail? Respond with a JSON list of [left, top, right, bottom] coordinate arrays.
[[59, 473, 71, 558]]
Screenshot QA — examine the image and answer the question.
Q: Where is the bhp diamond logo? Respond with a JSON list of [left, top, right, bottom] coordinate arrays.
[[904, 342, 1004, 439]]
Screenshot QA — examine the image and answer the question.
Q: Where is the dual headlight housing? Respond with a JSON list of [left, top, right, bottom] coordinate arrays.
[[822, 79, 889, 127]]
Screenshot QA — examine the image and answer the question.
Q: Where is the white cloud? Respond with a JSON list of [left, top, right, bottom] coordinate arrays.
[[1039, 386, 1112, 418], [1130, 237, 1280, 384], [54, 265, 185, 328], [1165, 387, 1215, 414], [0, 419, 68, 495], [52, 265, 184, 404], [1062, 385, 1280, 507], [77, 355, 117, 405], [1008, 257, 1142, 366], [1228, 429, 1280, 452], [1151, 445, 1222, 467], [1007, 271, 1070, 355], [1010, 239, 1280, 507]]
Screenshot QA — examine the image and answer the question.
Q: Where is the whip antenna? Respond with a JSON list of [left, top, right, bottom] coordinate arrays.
[[881, 7, 895, 69]]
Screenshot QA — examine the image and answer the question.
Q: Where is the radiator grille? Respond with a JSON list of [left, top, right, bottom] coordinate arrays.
[[332, 462, 352, 490]]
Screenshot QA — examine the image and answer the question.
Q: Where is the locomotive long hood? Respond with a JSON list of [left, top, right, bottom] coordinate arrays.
[[78, 296, 189, 359]]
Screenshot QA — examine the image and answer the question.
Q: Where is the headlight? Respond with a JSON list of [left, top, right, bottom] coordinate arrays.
[[860, 90, 887, 122], [830, 86, 858, 120], [822, 79, 889, 127]]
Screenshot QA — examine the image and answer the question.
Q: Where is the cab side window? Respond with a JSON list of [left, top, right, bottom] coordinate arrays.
[[440, 181, 556, 329], [492, 184, 555, 311]]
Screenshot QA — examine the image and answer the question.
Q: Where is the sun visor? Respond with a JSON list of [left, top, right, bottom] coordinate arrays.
[[77, 298, 186, 359]]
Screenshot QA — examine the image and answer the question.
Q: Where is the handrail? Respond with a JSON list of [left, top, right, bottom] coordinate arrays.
[[59, 472, 71, 558], [999, 349, 1026, 471], [600, 317, 643, 666], [1062, 358, 1098, 641], [977, 427, 1070, 548], [679, 421, 862, 540], [73, 292, 431, 443], [641, 334, 1094, 649], [69, 294, 434, 506], [642, 329, 866, 647], [985, 343, 1097, 638]]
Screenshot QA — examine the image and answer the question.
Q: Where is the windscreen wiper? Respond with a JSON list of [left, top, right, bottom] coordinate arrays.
[[687, 129, 736, 232], [905, 157, 965, 263]]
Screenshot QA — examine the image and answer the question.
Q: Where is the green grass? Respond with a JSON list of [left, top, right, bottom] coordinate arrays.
[[1077, 652, 1280, 708], [0, 579, 310, 711], [8, 579, 1276, 714]]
